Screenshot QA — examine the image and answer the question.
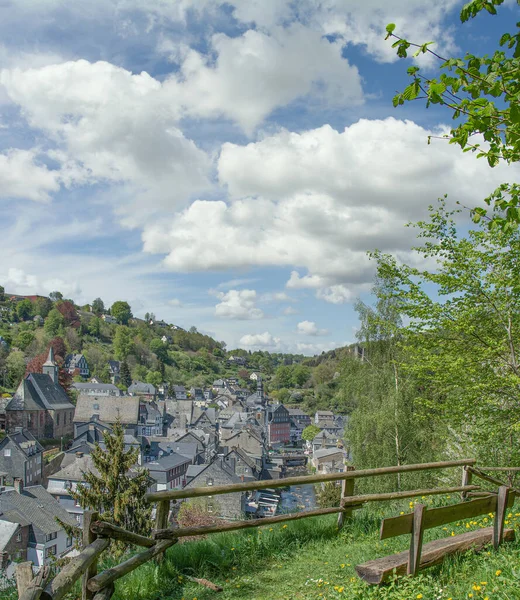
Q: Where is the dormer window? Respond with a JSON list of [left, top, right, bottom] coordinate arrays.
[[206, 477, 214, 486]]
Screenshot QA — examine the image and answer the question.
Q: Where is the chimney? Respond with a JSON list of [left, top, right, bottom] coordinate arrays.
[[75, 452, 84, 458], [14, 478, 23, 494]]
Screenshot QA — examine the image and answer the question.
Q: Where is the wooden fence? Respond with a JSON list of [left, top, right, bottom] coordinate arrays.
[[15, 458, 518, 600]]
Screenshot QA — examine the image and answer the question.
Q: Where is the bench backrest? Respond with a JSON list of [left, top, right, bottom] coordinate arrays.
[[380, 491, 516, 540]]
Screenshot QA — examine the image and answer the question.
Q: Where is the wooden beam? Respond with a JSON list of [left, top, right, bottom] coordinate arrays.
[[337, 466, 355, 529], [479, 467, 520, 472], [356, 527, 515, 585], [408, 504, 425, 576], [381, 493, 515, 540], [82, 511, 99, 600], [467, 466, 520, 495], [342, 485, 480, 507], [92, 584, 115, 600], [40, 538, 110, 600], [87, 540, 177, 592], [90, 521, 156, 548], [155, 506, 351, 539], [493, 486, 509, 550], [145, 459, 476, 503], [16, 563, 34, 600]]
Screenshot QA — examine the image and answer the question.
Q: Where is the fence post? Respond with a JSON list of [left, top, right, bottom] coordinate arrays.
[[493, 486, 509, 550], [461, 466, 473, 500], [82, 510, 99, 600], [407, 503, 426, 576], [337, 466, 355, 529], [15, 562, 33, 599], [154, 500, 170, 563]]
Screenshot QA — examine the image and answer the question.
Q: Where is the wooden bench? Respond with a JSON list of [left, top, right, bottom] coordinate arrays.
[[356, 486, 516, 584]]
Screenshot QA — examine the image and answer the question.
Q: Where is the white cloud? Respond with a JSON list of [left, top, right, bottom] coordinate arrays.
[[3, 267, 81, 299], [0, 60, 211, 219], [296, 320, 329, 336], [144, 117, 519, 304], [214, 289, 264, 320], [166, 25, 363, 134], [239, 331, 281, 348], [168, 298, 183, 307], [0, 149, 61, 202], [217, 277, 259, 290], [283, 306, 299, 316]]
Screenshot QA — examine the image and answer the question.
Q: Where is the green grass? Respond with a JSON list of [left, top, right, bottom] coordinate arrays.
[[108, 497, 520, 600]]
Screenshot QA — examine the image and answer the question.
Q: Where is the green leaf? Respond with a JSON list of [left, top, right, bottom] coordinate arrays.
[[386, 23, 396, 34], [510, 103, 520, 125]]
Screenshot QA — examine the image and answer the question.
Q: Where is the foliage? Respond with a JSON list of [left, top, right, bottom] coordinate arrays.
[[92, 297, 105, 315], [49, 291, 63, 302], [149, 338, 169, 363], [15, 299, 32, 321], [6, 349, 25, 387], [111, 300, 133, 325], [44, 308, 66, 336], [301, 424, 321, 441], [372, 200, 520, 466], [70, 421, 152, 538], [56, 300, 80, 327], [15, 330, 35, 351], [315, 482, 341, 508], [26, 338, 73, 395], [386, 0, 520, 228], [114, 326, 135, 360]]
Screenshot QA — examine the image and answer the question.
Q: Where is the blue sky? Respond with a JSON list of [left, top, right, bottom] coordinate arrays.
[[0, 0, 518, 354]]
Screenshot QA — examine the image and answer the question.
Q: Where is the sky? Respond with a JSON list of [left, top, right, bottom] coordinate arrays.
[[0, 0, 518, 355]]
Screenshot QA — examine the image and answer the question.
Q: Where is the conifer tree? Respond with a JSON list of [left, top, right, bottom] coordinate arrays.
[[120, 360, 132, 387], [70, 421, 152, 537]]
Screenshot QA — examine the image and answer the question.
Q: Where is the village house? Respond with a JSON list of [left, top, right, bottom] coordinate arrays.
[[172, 385, 187, 400], [101, 314, 117, 324], [128, 381, 156, 401], [183, 457, 246, 519], [145, 452, 192, 491], [0, 479, 77, 567], [312, 447, 348, 473], [73, 394, 140, 437], [46, 451, 97, 528], [137, 402, 163, 437], [64, 353, 90, 378], [71, 382, 121, 397], [0, 429, 44, 487], [267, 404, 291, 446], [107, 360, 120, 384], [0, 520, 30, 577], [287, 408, 312, 429], [222, 427, 265, 460], [69, 421, 140, 457], [5, 348, 75, 440]]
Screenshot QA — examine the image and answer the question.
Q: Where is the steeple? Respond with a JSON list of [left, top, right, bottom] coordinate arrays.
[[42, 346, 58, 383]]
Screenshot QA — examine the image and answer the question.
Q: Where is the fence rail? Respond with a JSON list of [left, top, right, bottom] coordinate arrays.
[[17, 458, 515, 600]]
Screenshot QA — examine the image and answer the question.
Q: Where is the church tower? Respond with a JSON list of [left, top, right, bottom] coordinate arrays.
[[42, 346, 58, 383]]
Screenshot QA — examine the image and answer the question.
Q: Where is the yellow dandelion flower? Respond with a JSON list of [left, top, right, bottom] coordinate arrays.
[[340, 564, 345, 568], [417, 595, 423, 599], [282, 525, 287, 529], [496, 569, 502, 576]]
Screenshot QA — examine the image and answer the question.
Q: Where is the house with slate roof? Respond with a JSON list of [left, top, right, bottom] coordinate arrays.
[[137, 402, 163, 437], [107, 360, 120, 384], [0, 479, 77, 567], [0, 429, 44, 486], [5, 348, 75, 439], [73, 395, 140, 436], [72, 382, 121, 397], [145, 452, 192, 491], [183, 457, 246, 519], [64, 353, 89, 378], [0, 519, 30, 577], [128, 381, 156, 401]]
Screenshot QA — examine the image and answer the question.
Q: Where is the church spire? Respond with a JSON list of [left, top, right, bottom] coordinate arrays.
[[42, 346, 58, 383]]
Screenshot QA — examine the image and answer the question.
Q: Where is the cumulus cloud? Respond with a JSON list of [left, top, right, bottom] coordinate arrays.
[[0, 60, 211, 219], [296, 320, 329, 336], [0, 149, 61, 202], [214, 289, 264, 320], [166, 25, 363, 133], [239, 331, 281, 348], [283, 306, 299, 316], [145, 117, 518, 303], [3, 267, 81, 298]]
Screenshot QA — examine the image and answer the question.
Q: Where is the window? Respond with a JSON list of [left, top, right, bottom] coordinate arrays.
[[66, 536, 73, 548], [57, 413, 60, 426], [45, 545, 57, 558], [3, 448, 11, 457], [46, 532, 58, 542], [75, 514, 82, 523], [16, 533, 22, 542], [93, 404, 99, 410]]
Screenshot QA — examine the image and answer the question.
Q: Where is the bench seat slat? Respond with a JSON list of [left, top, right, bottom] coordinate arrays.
[[356, 527, 515, 585]]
